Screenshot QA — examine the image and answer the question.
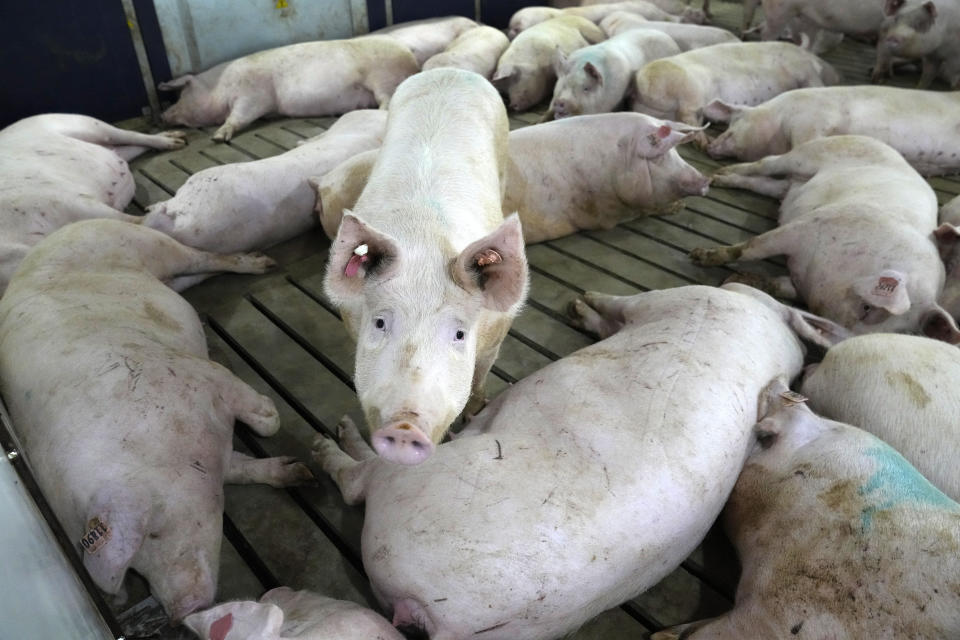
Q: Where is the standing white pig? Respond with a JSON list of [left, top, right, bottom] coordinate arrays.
[[653, 379, 960, 639], [370, 16, 478, 66], [313, 113, 710, 243], [422, 25, 510, 78], [799, 334, 960, 500], [599, 12, 741, 48], [630, 42, 840, 139], [493, 15, 606, 111], [0, 113, 184, 295], [547, 29, 681, 118], [692, 135, 959, 340], [745, 0, 886, 42], [184, 587, 404, 640], [159, 37, 418, 141], [142, 110, 386, 254], [704, 85, 960, 176], [875, 0, 960, 88], [0, 220, 311, 621], [313, 285, 843, 640], [322, 69, 528, 465]]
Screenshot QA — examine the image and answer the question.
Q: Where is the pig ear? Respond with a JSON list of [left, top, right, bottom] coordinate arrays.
[[583, 61, 603, 86], [884, 0, 905, 14], [921, 305, 960, 344], [933, 222, 960, 261], [157, 75, 194, 92], [491, 65, 517, 86], [183, 601, 284, 640], [786, 307, 853, 349], [917, 1, 938, 31], [855, 269, 910, 315], [702, 99, 742, 123], [452, 214, 528, 312], [623, 120, 704, 158], [324, 212, 401, 301]]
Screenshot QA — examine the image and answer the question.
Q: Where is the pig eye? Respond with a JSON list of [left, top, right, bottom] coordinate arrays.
[[454, 329, 466, 341], [374, 317, 386, 331]]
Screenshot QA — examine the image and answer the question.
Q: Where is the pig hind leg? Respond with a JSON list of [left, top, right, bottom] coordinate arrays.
[[568, 291, 629, 339], [690, 222, 800, 266], [225, 451, 314, 488], [211, 363, 282, 436], [312, 416, 375, 505], [54, 115, 187, 158]]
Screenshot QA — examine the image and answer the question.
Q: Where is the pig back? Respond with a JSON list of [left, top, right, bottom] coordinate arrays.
[[359, 285, 805, 640]]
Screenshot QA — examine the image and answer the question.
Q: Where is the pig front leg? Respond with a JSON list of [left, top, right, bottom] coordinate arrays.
[[216, 365, 283, 437], [312, 416, 375, 505], [690, 223, 798, 266], [212, 95, 273, 142], [918, 56, 939, 89], [568, 291, 630, 339], [711, 172, 791, 199], [56, 115, 187, 158], [225, 451, 315, 488]]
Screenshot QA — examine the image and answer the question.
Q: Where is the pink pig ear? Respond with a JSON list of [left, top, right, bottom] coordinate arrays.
[[583, 61, 603, 85], [921, 305, 960, 344], [452, 214, 529, 312], [183, 601, 284, 640], [855, 269, 911, 315], [933, 222, 960, 261], [884, 0, 905, 15], [324, 212, 401, 301], [626, 118, 705, 158]]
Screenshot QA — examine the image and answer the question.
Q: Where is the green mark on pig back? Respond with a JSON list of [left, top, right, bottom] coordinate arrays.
[[884, 370, 931, 408], [858, 444, 958, 531]]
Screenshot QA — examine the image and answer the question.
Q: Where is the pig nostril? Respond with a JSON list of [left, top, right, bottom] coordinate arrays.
[[411, 441, 423, 449], [385, 436, 396, 445]]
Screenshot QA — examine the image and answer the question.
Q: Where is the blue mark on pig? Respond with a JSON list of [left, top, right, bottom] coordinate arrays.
[[858, 444, 958, 531]]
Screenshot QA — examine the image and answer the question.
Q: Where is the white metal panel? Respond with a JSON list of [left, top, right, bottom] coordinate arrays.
[[0, 448, 113, 639], [155, 0, 363, 77]]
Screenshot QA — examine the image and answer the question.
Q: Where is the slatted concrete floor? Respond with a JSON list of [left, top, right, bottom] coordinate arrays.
[[106, 2, 960, 637]]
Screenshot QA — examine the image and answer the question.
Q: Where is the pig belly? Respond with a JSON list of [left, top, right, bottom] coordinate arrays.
[[275, 81, 377, 116]]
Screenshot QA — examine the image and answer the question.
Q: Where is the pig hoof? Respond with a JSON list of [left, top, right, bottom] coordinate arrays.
[[272, 457, 316, 487], [160, 130, 188, 148], [689, 247, 727, 266], [212, 125, 234, 142]]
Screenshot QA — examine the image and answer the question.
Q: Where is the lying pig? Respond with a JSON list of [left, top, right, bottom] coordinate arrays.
[[547, 29, 681, 118], [800, 334, 960, 500], [600, 12, 741, 48], [159, 37, 417, 141], [692, 135, 959, 340], [422, 25, 509, 78], [323, 69, 528, 464], [0, 220, 311, 621], [0, 113, 184, 295], [493, 15, 606, 111], [940, 195, 960, 317], [314, 113, 710, 243], [630, 42, 840, 140], [184, 587, 404, 640], [142, 110, 386, 254], [313, 284, 843, 640], [704, 85, 960, 176], [875, 0, 960, 88], [654, 378, 960, 639], [371, 16, 478, 66], [507, 2, 688, 39]]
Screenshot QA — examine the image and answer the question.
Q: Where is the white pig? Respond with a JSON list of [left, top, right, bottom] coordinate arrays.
[[159, 37, 418, 141], [322, 69, 528, 465], [0, 113, 185, 295], [313, 284, 843, 640], [422, 25, 510, 78], [493, 15, 606, 111], [547, 29, 681, 118], [142, 110, 386, 254], [599, 12, 741, 48], [0, 219, 311, 621], [630, 42, 841, 139], [653, 378, 960, 639], [875, 0, 960, 88], [314, 113, 710, 243], [183, 587, 404, 640], [704, 85, 960, 176], [746, 0, 886, 42], [371, 16, 478, 66], [507, 2, 688, 39], [799, 333, 960, 500], [692, 135, 960, 340]]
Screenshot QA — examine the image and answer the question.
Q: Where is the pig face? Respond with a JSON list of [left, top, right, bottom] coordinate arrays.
[[612, 120, 710, 203], [494, 63, 550, 111], [879, 0, 939, 58], [704, 100, 786, 161], [158, 75, 226, 128], [325, 213, 527, 464], [551, 55, 606, 118]]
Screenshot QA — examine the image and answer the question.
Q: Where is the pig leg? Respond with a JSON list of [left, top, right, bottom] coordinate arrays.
[[214, 365, 282, 436], [918, 57, 939, 90], [366, 69, 406, 108], [312, 416, 375, 505], [225, 452, 314, 487], [212, 96, 272, 142], [741, 0, 760, 33], [710, 173, 790, 198], [568, 291, 629, 339], [50, 115, 187, 158], [725, 272, 799, 300], [689, 222, 800, 267], [337, 416, 377, 460]]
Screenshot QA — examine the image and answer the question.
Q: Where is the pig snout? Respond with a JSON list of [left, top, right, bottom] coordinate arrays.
[[552, 99, 571, 119], [372, 420, 435, 465], [683, 167, 711, 196]]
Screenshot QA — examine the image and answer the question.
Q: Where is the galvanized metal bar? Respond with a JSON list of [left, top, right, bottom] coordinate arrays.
[[120, 0, 162, 124], [384, 0, 394, 26], [349, 0, 370, 35], [475, 0, 482, 22]]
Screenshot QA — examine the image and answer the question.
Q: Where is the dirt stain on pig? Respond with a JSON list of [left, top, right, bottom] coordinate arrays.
[[819, 480, 856, 510], [143, 301, 181, 333], [884, 371, 931, 408]]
